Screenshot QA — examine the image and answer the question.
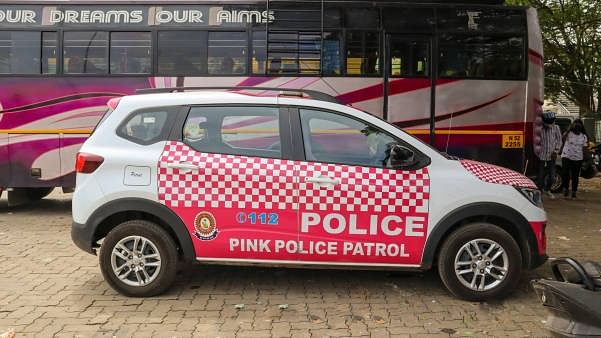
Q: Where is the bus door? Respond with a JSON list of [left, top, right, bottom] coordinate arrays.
[[384, 35, 433, 144]]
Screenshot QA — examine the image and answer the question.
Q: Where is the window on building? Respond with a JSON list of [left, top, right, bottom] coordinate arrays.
[[0, 31, 41, 74], [438, 35, 525, 79], [63, 31, 109, 74], [158, 31, 206, 75], [346, 31, 380, 75], [208, 31, 247, 75], [110, 32, 151, 74]]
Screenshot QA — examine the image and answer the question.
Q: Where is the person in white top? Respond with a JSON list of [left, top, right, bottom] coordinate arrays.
[[560, 119, 588, 199]]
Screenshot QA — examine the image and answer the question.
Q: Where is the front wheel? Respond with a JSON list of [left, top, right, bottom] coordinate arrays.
[[99, 220, 178, 297], [437, 223, 522, 301]]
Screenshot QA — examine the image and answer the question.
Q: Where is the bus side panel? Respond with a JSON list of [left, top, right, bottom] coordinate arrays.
[[433, 80, 528, 172], [0, 77, 148, 188], [526, 7, 545, 176], [8, 134, 61, 188], [0, 132, 8, 188]]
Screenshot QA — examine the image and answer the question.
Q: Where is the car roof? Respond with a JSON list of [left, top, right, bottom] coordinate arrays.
[[119, 91, 278, 108]]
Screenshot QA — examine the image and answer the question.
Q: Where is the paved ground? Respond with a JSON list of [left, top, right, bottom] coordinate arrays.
[[1, 178, 600, 338]]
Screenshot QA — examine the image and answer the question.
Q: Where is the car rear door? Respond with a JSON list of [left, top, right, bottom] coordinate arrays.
[[157, 105, 300, 262], [293, 108, 431, 266]]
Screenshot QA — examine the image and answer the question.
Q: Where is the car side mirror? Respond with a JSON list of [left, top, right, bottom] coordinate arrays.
[[387, 143, 415, 168]]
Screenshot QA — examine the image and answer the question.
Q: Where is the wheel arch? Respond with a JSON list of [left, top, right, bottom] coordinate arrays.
[[88, 198, 195, 262], [421, 202, 539, 270]]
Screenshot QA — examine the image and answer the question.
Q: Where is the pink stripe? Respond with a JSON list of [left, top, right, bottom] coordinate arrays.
[[236, 77, 274, 87], [337, 78, 457, 104]]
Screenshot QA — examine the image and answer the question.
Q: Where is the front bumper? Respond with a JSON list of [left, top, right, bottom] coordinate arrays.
[[71, 221, 98, 255]]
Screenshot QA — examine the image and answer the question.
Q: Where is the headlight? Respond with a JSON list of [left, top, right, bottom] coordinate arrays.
[[516, 187, 543, 208]]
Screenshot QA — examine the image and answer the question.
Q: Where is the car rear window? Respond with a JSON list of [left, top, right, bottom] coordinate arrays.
[[116, 106, 179, 145]]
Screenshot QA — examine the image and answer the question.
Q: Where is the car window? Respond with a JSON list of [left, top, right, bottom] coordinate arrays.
[[300, 108, 401, 168], [184, 106, 281, 158], [117, 108, 176, 145]]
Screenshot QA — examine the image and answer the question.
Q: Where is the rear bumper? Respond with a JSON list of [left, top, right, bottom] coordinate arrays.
[[71, 221, 97, 255]]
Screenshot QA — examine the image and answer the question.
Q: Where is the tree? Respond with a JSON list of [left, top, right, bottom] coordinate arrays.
[[507, 0, 601, 117]]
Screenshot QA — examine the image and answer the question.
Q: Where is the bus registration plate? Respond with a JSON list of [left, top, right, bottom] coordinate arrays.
[[502, 134, 523, 148]]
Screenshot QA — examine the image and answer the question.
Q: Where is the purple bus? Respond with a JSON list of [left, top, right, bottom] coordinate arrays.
[[0, 0, 544, 205]]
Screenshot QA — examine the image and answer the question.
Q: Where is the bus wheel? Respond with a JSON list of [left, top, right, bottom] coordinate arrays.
[[7, 187, 54, 206], [437, 223, 522, 301]]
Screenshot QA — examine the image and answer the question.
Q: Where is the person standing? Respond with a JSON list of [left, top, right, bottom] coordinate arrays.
[[560, 119, 588, 199], [536, 111, 562, 199]]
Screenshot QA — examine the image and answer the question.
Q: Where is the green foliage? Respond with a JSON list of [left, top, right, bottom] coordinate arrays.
[[507, 0, 601, 116]]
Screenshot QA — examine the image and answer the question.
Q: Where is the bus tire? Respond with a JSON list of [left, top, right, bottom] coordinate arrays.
[[7, 187, 54, 206], [437, 222, 522, 301], [99, 220, 178, 297]]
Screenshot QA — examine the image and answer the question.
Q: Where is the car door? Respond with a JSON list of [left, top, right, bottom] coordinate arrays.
[[295, 108, 430, 266], [157, 105, 299, 262]]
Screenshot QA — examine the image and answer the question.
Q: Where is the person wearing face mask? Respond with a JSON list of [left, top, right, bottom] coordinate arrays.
[[536, 111, 562, 199], [560, 119, 588, 199]]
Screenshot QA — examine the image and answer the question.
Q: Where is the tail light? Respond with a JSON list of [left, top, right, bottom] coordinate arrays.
[[75, 152, 104, 173]]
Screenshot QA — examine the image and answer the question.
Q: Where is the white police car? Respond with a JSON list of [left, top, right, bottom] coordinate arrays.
[[71, 87, 547, 300]]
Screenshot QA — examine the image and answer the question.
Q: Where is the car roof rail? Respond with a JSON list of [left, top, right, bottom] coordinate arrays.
[[135, 86, 341, 104]]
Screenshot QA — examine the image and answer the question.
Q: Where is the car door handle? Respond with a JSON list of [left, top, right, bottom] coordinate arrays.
[[167, 162, 200, 172], [305, 176, 340, 186]]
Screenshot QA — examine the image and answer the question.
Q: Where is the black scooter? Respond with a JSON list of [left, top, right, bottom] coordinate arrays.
[[532, 258, 601, 337]]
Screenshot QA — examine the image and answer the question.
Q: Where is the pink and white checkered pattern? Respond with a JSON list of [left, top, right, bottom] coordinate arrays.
[[158, 142, 296, 209], [158, 141, 430, 213], [460, 159, 537, 189], [298, 162, 429, 214]]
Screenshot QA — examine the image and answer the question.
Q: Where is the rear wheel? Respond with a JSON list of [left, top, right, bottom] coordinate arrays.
[[100, 220, 178, 297], [437, 223, 522, 301]]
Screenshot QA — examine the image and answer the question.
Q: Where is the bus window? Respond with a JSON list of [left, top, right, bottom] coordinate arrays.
[[389, 39, 429, 78], [252, 31, 267, 74], [110, 32, 151, 74], [322, 32, 341, 76], [208, 31, 247, 75], [299, 32, 320, 74], [158, 31, 206, 75], [438, 35, 525, 80], [346, 31, 380, 76], [0, 31, 40, 74], [42, 32, 57, 75], [268, 31, 320, 75], [63, 32, 108, 74]]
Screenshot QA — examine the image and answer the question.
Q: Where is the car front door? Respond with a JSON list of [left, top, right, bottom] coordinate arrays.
[[158, 105, 299, 262], [294, 108, 431, 266]]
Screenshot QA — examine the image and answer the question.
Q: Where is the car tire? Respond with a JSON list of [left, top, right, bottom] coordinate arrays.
[[99, 220, 178, 297], [437, 222, 522, 301]]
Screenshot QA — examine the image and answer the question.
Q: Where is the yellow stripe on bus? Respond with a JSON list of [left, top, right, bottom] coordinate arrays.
[[406, 129, 523, 136], [0, 128, 523, 136]]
